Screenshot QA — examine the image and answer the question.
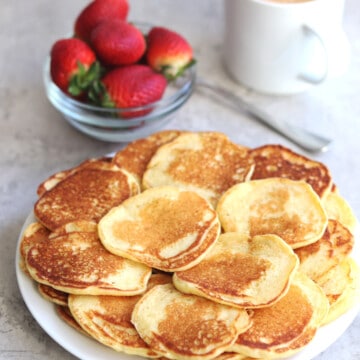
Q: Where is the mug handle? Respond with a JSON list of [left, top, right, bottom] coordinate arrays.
[[298, 24, 350, 85]]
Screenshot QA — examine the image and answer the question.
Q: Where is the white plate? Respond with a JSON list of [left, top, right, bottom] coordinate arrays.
[[16, 211, 360, 360]]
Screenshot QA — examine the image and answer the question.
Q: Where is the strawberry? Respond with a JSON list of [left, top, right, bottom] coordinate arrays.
[[89, 65, 167, 118], [146, 26, 194, 80], [90, 20, 146, 66], [50, 38, 100, 97], [74, 0, 129, 43]]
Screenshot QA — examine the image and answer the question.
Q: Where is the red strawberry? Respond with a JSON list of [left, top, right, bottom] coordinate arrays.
[[74, 0, 129, 43], [50, 38, 100, 97], [146, 26, 194, 79], [90, 20, 146, 66], [89, 65, 167, 118]]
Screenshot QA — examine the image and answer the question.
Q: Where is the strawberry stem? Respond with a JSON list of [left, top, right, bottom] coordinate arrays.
[[162, 59, 197, 82], [68, 61, 103, 97], [87, 80, 116, 108]]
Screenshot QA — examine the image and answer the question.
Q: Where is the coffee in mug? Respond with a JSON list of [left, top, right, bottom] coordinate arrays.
[[223, 0, 350, 95]]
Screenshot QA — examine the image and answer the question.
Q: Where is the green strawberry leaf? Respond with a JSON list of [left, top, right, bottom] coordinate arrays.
[[161, 59, 197, 82], [68, 61, 103, 97], [87, 80, 116, 108]]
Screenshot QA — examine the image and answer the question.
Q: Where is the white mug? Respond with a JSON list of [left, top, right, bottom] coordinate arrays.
[[223, 0, 350, 95]]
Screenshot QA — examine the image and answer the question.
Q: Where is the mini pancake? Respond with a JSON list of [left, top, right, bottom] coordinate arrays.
[[142, 132, 254, 206], [19, 222, 50, 275], [212, 354, 252, 360], [157, 352, 258, 359], [68, 274, 171, 358], [48, 220, 97, 239], [131, 283, 251, 360], [157, 355, 252, 360], [156, 354, 252, 360], [34, 162, 140, 231], [37, 169, 70, 197], [112, 130, 184, 183], [25, 225, 151, 295], [249, 144, 332, 199], [315, 257, 360, 325], [38, 283, 68, 306], [295, 219, 354, 281], [36, 157, 112, 197], [56, 305, 88, 336], [323, 190, 359, 234], [98, 186, 221, 272], [272, 327, 317, 358], [173, 233, 298, 308], [216, 178, 328, 249], [230, 272, 329, 359]]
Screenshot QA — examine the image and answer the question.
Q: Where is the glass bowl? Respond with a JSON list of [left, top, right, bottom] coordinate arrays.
[[43, 26, 196, 142]]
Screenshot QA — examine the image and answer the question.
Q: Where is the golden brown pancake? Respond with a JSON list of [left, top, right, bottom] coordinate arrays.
[[157, 354, 252, 360], [142, 132, 254, 206], [36, 157, 112, 197], [131, 283, 252, 360], [323, 190, 359, 234], [19, 222, 50, 275], [112, 130, 184, 183], [48, 220, 98, 239], [68, 274, 171, 357], [98, 186, 221, 272], [315, 257, 360, 325], [34, 162, 140, 231], [217, 178, 328, 249], [249, 144, 333, 199], [230, 272, 329, 359], [173, 233, 298, 308], [273, 327, 317, 358], [25, 226, 152, 295], [212, 353, 252, 360], [38, 283, 68, 306], [295, 219, 354, 281], [37, 169, 71, 197], [56, 305, 89, 336]]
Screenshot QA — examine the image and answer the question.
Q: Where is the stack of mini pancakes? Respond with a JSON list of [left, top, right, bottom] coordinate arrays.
[[20, 130, 360, 360]]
